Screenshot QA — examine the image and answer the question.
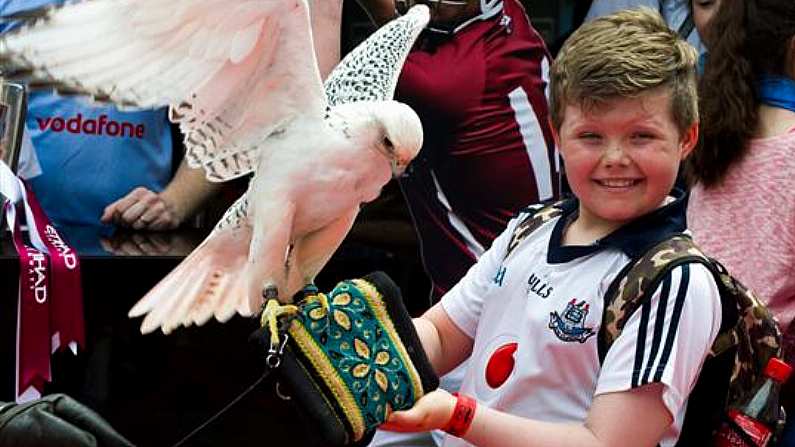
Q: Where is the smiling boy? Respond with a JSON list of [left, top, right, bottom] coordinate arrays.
[[378, 8, 721, 447]]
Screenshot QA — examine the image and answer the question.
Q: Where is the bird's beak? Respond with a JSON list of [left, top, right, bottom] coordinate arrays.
[[390, 158, 402, 177], [391, 156, 411, 177]]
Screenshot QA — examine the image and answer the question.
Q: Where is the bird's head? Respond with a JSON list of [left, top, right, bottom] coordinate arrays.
[[369, 100, 423, 176]]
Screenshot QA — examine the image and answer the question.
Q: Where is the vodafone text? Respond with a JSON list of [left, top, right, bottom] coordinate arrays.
[[36, 114, 146, 139]]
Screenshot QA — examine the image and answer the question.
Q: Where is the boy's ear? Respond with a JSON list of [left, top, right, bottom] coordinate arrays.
[[679, 121, 699, 159]]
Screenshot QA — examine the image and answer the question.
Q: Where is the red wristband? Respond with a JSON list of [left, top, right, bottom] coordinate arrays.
[[442, 392, 477, 437]]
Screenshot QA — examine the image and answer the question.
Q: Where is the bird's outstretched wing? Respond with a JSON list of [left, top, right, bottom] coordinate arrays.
[[0, 0, 326, 181], [212, 5, 430, 231], [324, 4, 429, 106], [129, 7, 429, 334], [215, 5, 430, 231]]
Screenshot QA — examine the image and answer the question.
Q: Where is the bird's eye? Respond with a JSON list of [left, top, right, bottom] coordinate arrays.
[[383, 136, 394, 150]]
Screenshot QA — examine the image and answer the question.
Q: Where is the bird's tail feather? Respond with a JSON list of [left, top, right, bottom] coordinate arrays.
[[128, 224, 253, 334]]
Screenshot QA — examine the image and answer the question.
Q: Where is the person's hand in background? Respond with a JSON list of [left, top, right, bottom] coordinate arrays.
[[100, 158, 223, 231], [100, 186, 182, 231]]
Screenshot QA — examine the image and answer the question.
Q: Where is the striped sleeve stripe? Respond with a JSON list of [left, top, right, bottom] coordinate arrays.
[[654, 265, 690, 382], [641, 273, 672, 385], [631, 287, 652, 388], [631, 264, 691, 388]]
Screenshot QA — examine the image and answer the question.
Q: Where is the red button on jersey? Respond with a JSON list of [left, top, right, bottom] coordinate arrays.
[[485, 342, 518, 388]]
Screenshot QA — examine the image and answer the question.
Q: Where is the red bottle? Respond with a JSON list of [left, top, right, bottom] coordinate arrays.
[[714, 357, 792, 447]]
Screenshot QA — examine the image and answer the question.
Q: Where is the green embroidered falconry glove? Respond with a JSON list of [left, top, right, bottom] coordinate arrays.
[[255, 271, 438, 446]]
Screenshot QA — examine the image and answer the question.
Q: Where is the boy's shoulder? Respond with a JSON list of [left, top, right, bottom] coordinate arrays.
[[503, 197, 573, 260], [508, 191, 689, 262], [601, 234, 723, 349]]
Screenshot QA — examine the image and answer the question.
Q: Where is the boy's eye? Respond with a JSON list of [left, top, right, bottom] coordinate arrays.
[[578, 132, 601, 140], [631, 132, 656, 141]]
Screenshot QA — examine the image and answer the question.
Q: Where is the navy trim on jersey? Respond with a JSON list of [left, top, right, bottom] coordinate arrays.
[[547, 201, 601, 263], [547, 189, 688, 264]]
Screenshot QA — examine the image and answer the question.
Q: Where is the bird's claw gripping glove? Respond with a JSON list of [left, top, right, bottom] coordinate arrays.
[[253, 271, 438, 446], [0, 394, 135, 447]]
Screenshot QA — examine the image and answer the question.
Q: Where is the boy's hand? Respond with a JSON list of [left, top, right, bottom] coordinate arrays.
[[380, 389, 456, 433]]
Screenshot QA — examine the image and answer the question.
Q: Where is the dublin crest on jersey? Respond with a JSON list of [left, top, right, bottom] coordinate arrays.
[[549, 299, 595, 343]]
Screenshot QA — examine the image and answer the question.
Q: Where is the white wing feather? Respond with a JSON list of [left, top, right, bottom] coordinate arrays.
[[213, 5, 430, 227], [0, 0, 327, 181], [324, 5, 429, 105]]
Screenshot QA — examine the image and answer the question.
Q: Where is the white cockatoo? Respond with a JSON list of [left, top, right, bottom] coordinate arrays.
[[0, 1, 430, 334]]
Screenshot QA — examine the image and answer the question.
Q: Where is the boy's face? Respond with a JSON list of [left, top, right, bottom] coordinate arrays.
[[556, 89, 698, 230]]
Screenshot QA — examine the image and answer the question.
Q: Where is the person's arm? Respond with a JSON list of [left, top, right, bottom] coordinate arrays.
[[355, 0, 398, 26], [415, 303, 474, 376], [398, 302, 669, 447], [464, 384, 670, 447], [100, 158, 221, 231], [386, 290, 674, 445], [383, 383, 671, 447], [385, 300, 673, 447], [386, 301, 672, 446], [308, 0, 344, 78], [384, 262, 722, 446]]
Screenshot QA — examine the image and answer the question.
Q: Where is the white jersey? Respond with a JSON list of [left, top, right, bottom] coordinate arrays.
[[440, 195, 722, 447]]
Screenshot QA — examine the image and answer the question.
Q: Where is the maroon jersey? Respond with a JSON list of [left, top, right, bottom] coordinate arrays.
[[396, 0, 559, 299]]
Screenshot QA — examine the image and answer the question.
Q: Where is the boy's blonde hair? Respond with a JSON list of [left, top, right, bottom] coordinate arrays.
[[550, 8, 698, 134]]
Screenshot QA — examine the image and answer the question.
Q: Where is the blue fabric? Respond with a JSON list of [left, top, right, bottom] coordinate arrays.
[[757, 74, 795, 114], [1, 0, 174, 226], [697, 52, 708, 77], [1, 0, 57, 10], [0, 0, 63, 31], [25, 94, 173, 226]]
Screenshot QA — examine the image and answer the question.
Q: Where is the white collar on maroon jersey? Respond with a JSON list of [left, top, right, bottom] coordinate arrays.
[[426, 0, 504, 35]]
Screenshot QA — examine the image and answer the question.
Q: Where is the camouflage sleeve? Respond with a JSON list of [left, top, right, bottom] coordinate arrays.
[[594, 262, 722, 418]]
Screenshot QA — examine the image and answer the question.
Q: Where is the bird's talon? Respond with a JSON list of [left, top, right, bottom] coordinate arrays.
[[259, 300, 300, 350], [262, 285, 279, 300]]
